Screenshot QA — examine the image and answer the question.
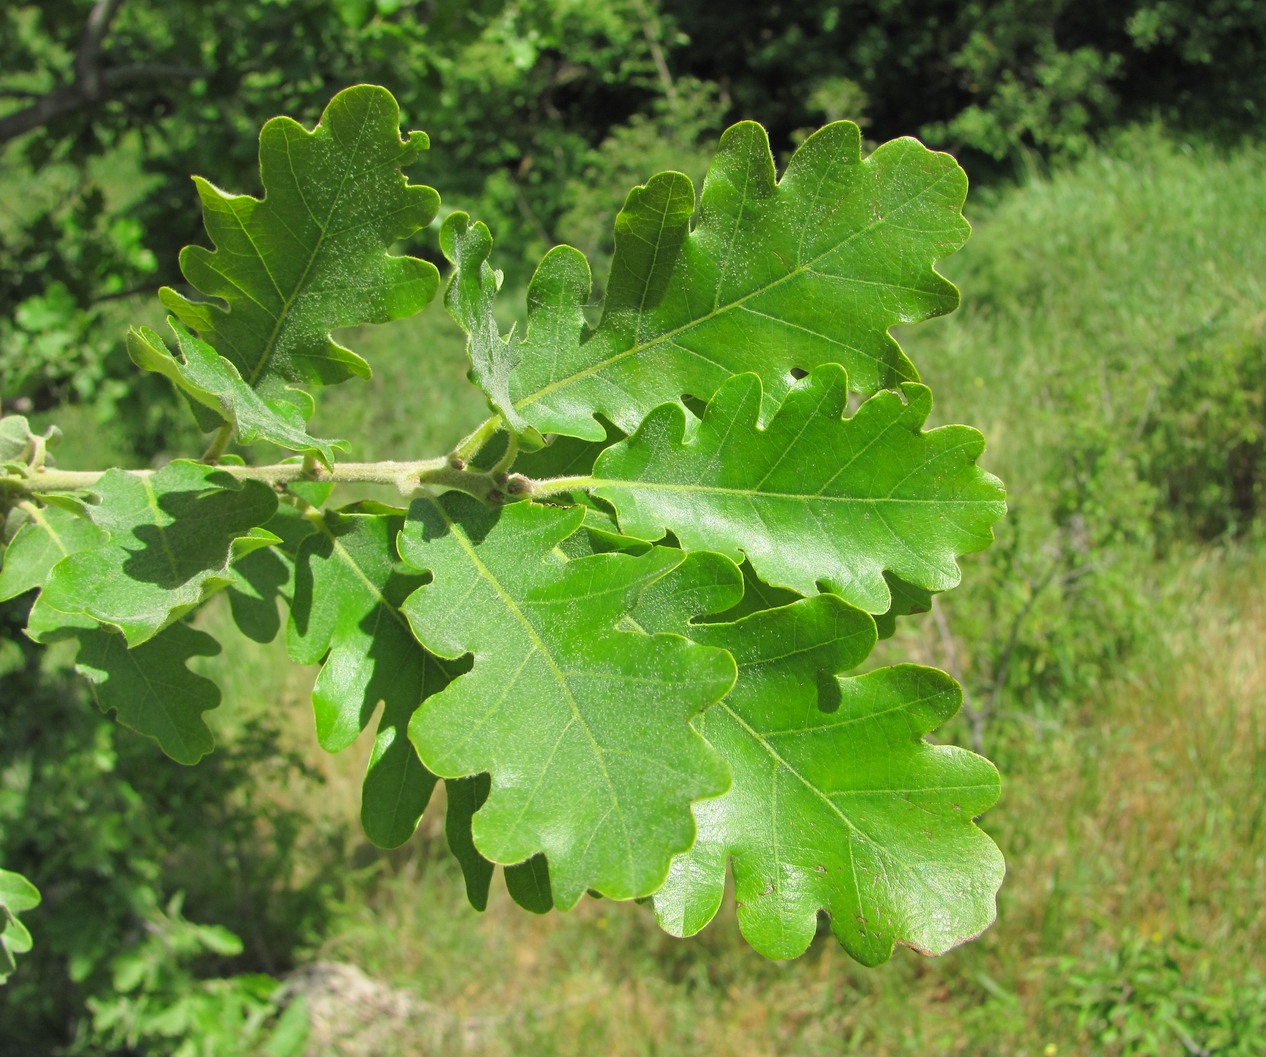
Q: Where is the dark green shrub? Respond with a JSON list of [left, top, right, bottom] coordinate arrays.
[[1140, 329, 1266, 542]]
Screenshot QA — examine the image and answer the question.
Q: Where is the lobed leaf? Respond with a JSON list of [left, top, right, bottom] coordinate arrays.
[[0, 502, 223, 763], [0, 504, 107, 602], [453, 121, 968, 440], [76, 621, 224, 765], [159, 84, 440, 397], [24, 594, 223, 764], [225, 499, 329, 646], [0, 868, 40, 985], [0, 415, 46, 469], [127, 323, 347, 467], [593, 366, 1006, 614], [442, 772, 555, 914], [25, 462, 278, 647], [397, 494, 736, 908], [287, 509, 464, 848], [441, 213, 525, 433], [632, 555, 1004, 963]]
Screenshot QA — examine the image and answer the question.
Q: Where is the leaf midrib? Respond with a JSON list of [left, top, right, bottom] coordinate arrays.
[[243, 110, 374, 388], [514, 165, 956, 410], [423, 499, 636, 878], [597, 478, 997, 506]]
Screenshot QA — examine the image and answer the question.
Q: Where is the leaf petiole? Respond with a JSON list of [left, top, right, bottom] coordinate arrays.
[[201, 423, 234, 463], [450, 415, 503, 463]]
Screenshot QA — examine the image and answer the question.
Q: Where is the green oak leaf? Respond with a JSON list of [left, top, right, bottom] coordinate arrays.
[[454, 120, 967, 440], [127, 323, 347, 467], [702, 561, 932, 639], [397, 494, 736, 908], [0, 504, 107, 602], [0, 415, 38, 468], [593, 366, 1006, 614], [0, 868, 40, 985], [26, 462, 278, 647], [26, 597, 223, 763], [632, 557, 1004, 963], [444, 775, 496, 910], [441, 213, 525, 433], [77, 621, 223, 765], [874, 574, 935, 640], [288, 509, 465, 848], [443, 773, 555, 914], [0, 505, 225, 762], [704, 559, 801, 623], [226, 502, 322, 645], [159, 85, 440, 395]]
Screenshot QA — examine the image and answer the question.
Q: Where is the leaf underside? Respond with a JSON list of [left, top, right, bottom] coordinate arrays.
[[128, 323, 347, 467]]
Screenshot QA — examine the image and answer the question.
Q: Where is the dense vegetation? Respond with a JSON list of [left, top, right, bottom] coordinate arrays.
[[2, 2, 1264, 1054]]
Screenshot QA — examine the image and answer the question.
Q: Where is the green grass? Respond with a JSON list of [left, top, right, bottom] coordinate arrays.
[[316, 305, 489, 465], [899, 123, 1266, 485]]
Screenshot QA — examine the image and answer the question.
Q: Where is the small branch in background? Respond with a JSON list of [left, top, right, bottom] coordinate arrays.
[[930, 596, 985, 755], [631, 0, 676, 106], [0, 0, 205, 148], [74, 0, 128, 99], [91, 284, 161, 305], [936, 544, 1080, 756]]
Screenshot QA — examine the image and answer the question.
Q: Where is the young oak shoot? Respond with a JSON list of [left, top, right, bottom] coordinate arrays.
[[0, 84, 1005, 970]]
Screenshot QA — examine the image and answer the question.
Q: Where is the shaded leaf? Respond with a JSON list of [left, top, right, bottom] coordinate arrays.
[[128, 323, 347, 467], [459, 121, 967, 439], [160, 85, 440, 395], [30, 600, 224, 764], [503, 854, 553, 914], [0, 504, 107, 602], [27, 462, 279, 647], [77, 622, 223, 765], [594, 366, 1006, 613], [398, 494, 735, 907], [228, 547, 293, 645], [874, 574, 935, 640], [444, 774, 555, 914], [226, 501, 326, 645], [444, 774, 496, 911], [288, 510, 462, 848]]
